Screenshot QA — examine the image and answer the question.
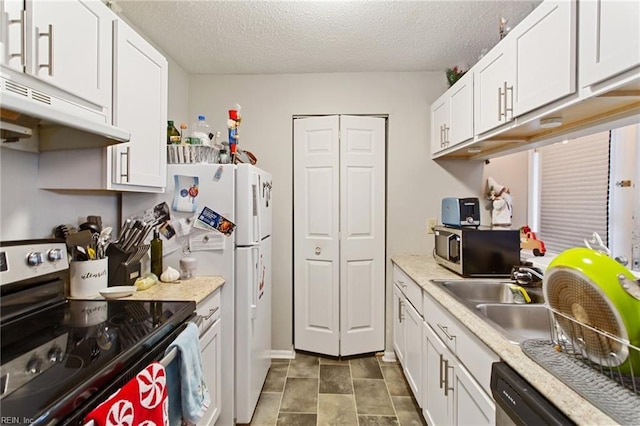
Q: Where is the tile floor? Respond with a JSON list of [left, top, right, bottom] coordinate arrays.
[[244, 352, 427, 426]]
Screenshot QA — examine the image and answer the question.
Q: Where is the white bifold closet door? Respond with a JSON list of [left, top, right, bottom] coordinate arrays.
[[293, 115, 385, 357]]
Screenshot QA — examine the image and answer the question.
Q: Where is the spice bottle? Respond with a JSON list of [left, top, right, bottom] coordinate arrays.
[[150, 228, 163, 277]]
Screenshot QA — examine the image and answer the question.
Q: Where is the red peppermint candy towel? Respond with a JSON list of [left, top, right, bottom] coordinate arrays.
[[84, 362, 168, 426]]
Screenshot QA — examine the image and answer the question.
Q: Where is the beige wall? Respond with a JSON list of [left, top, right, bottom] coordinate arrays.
[[188, 72, 488, 352]]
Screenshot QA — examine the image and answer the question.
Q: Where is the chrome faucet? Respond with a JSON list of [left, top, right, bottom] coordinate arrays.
[[511, 266, 544, 287]]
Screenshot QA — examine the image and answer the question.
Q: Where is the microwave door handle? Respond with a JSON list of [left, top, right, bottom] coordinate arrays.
[[448, 234, 460, 262]]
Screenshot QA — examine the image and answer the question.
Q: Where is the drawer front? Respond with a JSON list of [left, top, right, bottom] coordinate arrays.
[[423, 292, 499, 395], [197, 289, 221, 333], [423, 292, 460, 354], [393, 265, 423, 316]]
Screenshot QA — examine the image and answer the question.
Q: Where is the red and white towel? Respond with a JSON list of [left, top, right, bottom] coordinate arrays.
[[84, 362, 168, 426]]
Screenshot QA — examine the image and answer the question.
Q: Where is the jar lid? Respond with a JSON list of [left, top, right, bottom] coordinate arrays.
[[180, 257, 198, 269]]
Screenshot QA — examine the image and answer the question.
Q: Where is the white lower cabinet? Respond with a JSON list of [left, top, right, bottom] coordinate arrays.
[[199, 318, 221, 425], [391, 262, 499, 424], [392, 284, 406, 365], [197, 290, 222, 425], [403, 299, 422, 402], [422, 322, 495, 426], [423, 322, 454, 425], [392, 264, 423, 405], [421, 291, 498, 426]]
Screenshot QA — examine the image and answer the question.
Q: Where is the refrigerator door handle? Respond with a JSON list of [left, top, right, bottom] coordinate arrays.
[[251, 177, 261, 245], [250, 246, 259, 320], [256, 177, 262, 244]]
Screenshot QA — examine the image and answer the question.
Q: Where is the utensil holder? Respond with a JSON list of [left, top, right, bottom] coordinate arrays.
[[106, 245, 141, 287], [69, 258, 108, 298]]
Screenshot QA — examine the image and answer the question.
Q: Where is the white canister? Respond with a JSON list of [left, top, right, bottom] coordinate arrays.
[[69, 257, 108, 298]]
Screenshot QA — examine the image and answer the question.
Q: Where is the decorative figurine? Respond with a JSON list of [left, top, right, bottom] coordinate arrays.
[[499, 17, 511, 40], [228, 104, 242, 162], [487, 176, 513, 227]]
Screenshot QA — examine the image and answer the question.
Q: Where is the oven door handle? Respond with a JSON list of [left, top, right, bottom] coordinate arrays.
[[159, 315, 202, 368], [192, 314, 204, 328]]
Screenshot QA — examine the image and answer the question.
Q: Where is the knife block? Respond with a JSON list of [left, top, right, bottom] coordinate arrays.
[[106, 245, 141, 287]]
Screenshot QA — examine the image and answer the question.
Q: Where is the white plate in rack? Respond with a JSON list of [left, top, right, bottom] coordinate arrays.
[[99, 286, 136, 299]]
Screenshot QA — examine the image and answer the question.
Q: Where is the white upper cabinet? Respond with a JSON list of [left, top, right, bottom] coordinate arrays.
[[474, 1, 575, 135], [431, 71, 474, 155], [579, 0, 640, 87], [38, 13, 168, 192], [3, 0, 112, 108], [109, 19, 167, 191], [431, 93, 449, 153], [448, 71, 474, 146], [473, 38, 515, 135], [511, 0, 576, 117]]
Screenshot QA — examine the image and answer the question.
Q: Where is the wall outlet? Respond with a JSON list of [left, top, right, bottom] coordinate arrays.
[[427, 218, 437, 234]]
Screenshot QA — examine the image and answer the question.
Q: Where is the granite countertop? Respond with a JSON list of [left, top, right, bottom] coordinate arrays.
[[119, 276, 225, 304], [391, 254, 617, 426]]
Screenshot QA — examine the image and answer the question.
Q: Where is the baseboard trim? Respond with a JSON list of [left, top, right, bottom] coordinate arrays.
[[381, 351, 397, 363], [271, 349, 296, 359]]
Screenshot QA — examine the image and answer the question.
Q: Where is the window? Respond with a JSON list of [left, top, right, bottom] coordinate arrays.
[[529, 124, 638, 270], [536, 132, 610, 254]]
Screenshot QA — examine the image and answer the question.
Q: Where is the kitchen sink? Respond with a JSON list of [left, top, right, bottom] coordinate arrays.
[[438, 280, 545, 304], [433, 279, 551, 344], [475, 303, 553, 344]]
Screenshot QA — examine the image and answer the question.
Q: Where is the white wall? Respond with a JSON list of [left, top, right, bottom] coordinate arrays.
[[189, 72, 487, 352], [0, 148, 119, 240], [0, 54, 190, 242], [167, 55, 190, 129], [483, 150, 530, 228]]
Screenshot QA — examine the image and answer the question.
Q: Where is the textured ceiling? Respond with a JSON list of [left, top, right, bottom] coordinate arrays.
[[115, 0, 542, 75]]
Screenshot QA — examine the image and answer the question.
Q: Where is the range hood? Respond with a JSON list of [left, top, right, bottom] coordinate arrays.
[[0, 76, 130, 151]]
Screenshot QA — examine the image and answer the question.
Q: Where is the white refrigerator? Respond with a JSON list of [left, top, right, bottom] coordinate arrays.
[[122, 163, 272, 425]]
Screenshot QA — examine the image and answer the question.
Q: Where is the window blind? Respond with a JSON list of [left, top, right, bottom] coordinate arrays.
[[538, 132, 610, 254]]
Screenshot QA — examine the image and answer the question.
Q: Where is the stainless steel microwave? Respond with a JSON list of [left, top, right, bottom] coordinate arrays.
[[433, 225, 521, 277]]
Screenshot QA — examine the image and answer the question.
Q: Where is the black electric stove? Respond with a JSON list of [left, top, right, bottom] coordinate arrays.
[[0, 240, 195, 425]]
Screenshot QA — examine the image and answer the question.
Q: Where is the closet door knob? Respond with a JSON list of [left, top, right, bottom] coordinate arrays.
[[315, 247, 321, 255]]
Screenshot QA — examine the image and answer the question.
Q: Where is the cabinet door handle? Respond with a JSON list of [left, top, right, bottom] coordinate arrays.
[[437, 323, 455, 341], [38, 24, 53, 76], [398, 299, 404, 323], [444, 125, 450, 145], [439, 353, 445, 389], [498, 86, 504, 120], [436, 323, 456, 340], [439, 125, 444, 147], [505, 81, 513, 119], [9, 10, 26, 67], [204, 306, 219, 320], [443, 359, 454, 396], [119, 146, 130, 182]]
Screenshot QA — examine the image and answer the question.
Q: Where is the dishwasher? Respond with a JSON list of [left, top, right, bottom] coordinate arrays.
[[490, 362, 574, 426]]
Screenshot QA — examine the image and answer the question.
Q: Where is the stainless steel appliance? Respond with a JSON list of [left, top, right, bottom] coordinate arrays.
[[441, 197, 480, 227], [491, 362, 573, 425], [0, 239, 195, 425], [433, 225, 520, 277]]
